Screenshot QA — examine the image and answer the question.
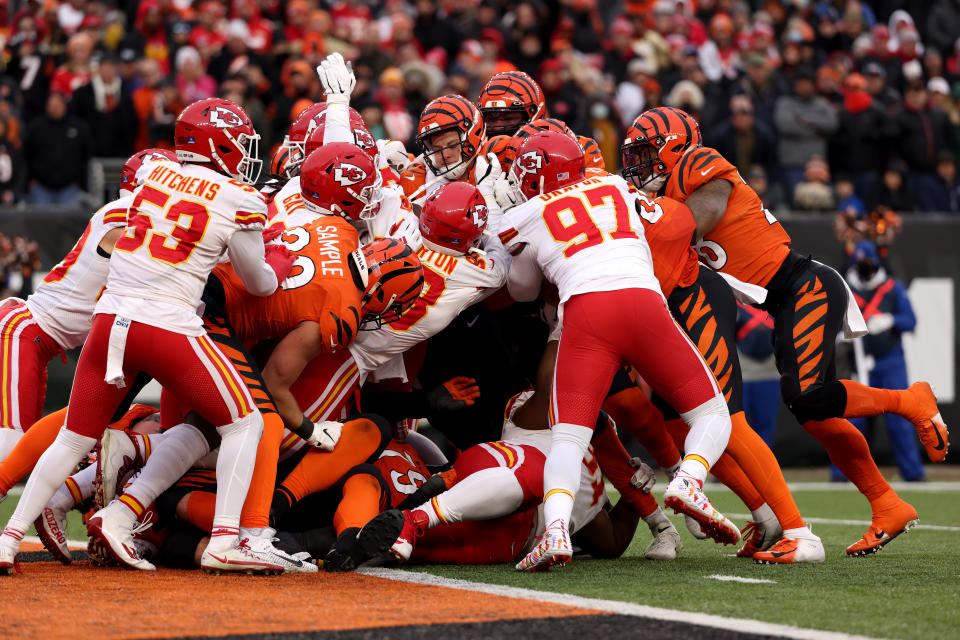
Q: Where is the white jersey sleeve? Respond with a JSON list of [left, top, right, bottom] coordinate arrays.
[[498, 174, 661, 305], [97, 163, 268, 335], [351, 182, 422, 250], [348, 246, 507, 376], [25, 195, 132, 350], [267, 176, 323, 230]]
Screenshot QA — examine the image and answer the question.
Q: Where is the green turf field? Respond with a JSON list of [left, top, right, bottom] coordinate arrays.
[[3, 481, 959, 639]]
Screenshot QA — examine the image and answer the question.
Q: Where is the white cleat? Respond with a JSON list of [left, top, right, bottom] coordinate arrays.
[[95, 428, 140, 509], [243, 527, 318, 574], [34, 505, 72, 565], [86, 500, 156, 571], [664, 476, 741, 545], [516, 519, 573, 572], [200, 536, 287, 575], [754, 532, 826, 564], [645, 522, 684, 560], [0, 543, 17, 576]]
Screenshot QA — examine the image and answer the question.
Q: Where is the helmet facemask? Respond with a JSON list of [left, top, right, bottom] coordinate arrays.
[[421, 126, 474, 179], [278, 134, 305, 178], [479, 105, 530, 137], [209, 129, 262, 184], [348, 168, 384, 220], [620, 137, 665, 191]]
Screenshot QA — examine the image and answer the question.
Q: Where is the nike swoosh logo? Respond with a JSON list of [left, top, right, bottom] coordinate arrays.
[[700, 168, 714, 177], [466, 317, 479, 328], [873, 530, 887, 541], [770, 550, 793, 558], [322, 429, 332, 442], [933, 428, 946, 451]]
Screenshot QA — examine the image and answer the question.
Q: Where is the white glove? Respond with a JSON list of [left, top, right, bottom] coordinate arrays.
[[866, 312, 895, 335], [473, 152, 502, 199], [381, 139, 412, 173], [628, 458, 656, 493], [306, 420, 343, 451], [316, 52, 355, 105], [493, 174, 524, 211]]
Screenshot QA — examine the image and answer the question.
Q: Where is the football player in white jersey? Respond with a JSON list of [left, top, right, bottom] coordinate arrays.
[[0, 98, 297, 576], [495, 131, 738, 571], [0, 148, 176, 469]]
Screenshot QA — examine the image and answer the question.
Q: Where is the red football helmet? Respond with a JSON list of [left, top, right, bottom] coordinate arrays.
[[621, 107, 702, 189], [299, 142, 383, 220], [478, 71, 546, 137], [277, 102, 328, 177], [419, 182, 488, 256], [510, 131, 585, 201], [303, 110, 377, 158], [174, 98, 261, 184], [361, 238, 424, 327], [120, 148, 178, 195], [417, 95, 486, 179]]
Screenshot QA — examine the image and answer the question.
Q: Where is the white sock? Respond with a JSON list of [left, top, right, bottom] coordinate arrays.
[[208, 412, 263, 553], [51, 464, 98, 512], [121, 424, 209, 516], [678, 395, 731, 485], [784, 526, 815, 539], [542, 422, 593, 528], [0, 428, 23, 464], [423, 466, 524, 527], [1, 428, 96, 550]]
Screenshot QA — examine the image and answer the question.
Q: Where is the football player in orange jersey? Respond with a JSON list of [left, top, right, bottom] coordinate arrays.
[[622, 106, 946, 556]]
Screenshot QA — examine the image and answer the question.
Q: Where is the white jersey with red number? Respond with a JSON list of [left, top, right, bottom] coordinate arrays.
[[348, 241, 508, 378], [25, 196, 132, 349], [570, 446, 608, 533], [499, 174, 661, 305], [98, 161, 267, 334]]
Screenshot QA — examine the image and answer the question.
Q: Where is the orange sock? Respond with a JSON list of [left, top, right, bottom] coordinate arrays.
[[840, 380, 903, 418], [664, 418, 764, 511], [184, 491, 216, 532], [724, 412, 804, 529], [333, 473, 385, 535], [239, 412, 284, 529], [591, 414, 660, 518], [804, 418, 891, 503], [0, 407, 67, 494], [603, 387, 682, 469], [280, 417, 384, 502]]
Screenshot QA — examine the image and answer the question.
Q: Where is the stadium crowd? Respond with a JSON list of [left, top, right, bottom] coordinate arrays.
[[1, 1, 960, 212]]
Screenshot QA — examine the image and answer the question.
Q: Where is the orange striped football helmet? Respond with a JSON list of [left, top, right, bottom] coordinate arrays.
[[361, 239, 424, 327], [481, 135, 518, 172], [478, 71, 546, 136], [417, 95, 486, 180], [621, 107, 702, 189]]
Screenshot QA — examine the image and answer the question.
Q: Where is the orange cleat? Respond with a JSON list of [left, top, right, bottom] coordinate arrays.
[[846, 499, 919, 557], [901, 382, 949, 463], [754, 533, 824, 564]]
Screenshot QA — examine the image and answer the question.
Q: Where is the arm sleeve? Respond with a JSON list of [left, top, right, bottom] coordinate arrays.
[[323, 101, 353, 146], [892, 280, 917, 333], [506, 246, 543, 302], [227, 229, 279, 297]]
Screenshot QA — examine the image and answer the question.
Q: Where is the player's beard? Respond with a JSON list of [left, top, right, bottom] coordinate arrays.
[[641, 174, 667, 194]]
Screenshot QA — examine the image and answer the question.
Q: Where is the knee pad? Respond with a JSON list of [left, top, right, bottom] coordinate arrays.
[[783, 381, 845, 424], [216, 411, 263, 441], [551, 422, 594, 449], [678, 394, 728, 423]]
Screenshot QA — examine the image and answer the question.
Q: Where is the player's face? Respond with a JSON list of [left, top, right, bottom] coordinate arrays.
[[483, 109, 526, 136], [425, 129, 464, 170]]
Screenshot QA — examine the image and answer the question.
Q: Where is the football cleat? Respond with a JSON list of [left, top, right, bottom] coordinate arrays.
[[95, 428, 141, 510], [736, 513, 782, 558], [200, 536, 286, 575], [356, 509, 425, 564], [34, 505, 72, 565], [754, 533, 825, 564], [516, 519, 573, 572], [644, 522, 683, 560], [846, 500, 919, 557], [902, 382, 949, 463], [242, 528, 318, 574], [0, 543, 18, 576], [324, 528, 366, 572], [664, 476, 741, 545], [86, 500, 156, 571]]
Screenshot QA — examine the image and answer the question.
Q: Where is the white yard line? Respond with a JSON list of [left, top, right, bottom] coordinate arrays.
[[359, 567, 883, 640], [705, 574, 776, 584], [726, 513, 960, 532], [22, 534, 87, 551]]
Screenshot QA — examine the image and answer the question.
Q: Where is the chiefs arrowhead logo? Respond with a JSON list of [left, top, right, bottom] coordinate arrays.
[[334, 162, 368, 186], [516, 150, 543, 173], [208, 105, 245, 128], [470, 203, 488, 228], [353, 127, 375, 150]]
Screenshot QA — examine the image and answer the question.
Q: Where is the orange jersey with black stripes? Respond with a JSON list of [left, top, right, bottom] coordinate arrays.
[[578, 135, 605, 171], [375, 440, 430, 508], [217, 217, 363, 349], [636, 194, 700, 298], [664, 146, 791, 287]]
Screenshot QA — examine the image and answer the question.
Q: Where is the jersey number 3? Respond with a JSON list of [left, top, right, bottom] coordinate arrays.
[[115, 185, 211, 265], [542, 184, 638, 258]]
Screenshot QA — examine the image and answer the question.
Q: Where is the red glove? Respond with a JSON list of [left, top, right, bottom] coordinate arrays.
[[264, 244, 296, 283], [262, 223, 284, 243]]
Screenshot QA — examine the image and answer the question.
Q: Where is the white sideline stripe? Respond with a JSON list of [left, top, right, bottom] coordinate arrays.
[[727, 513, 960, 532], [705, 574, 776, 584], [22, 534, 88, 551], [605, 481, 960, 494], [359, 567, 882, 640]]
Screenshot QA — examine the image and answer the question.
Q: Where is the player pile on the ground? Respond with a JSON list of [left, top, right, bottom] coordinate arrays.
[[0, 54, 949, 576]]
